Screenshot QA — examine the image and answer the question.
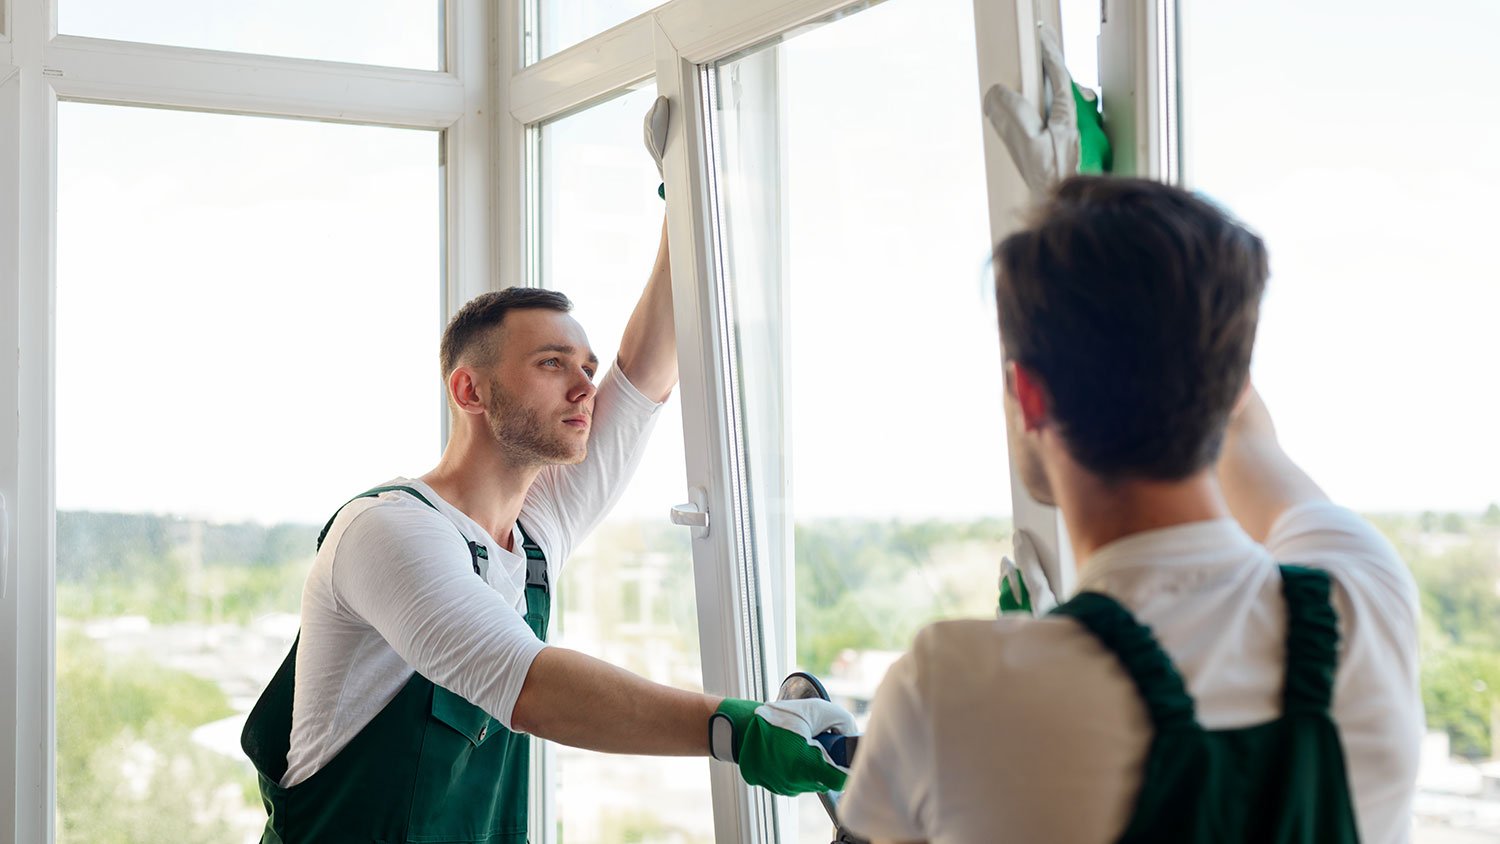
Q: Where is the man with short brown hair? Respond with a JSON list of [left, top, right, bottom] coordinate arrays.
[[243, 102, 856, 844], [838, 175, 1422, 842]]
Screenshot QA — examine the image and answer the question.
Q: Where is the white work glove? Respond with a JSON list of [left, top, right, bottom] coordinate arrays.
[[709, 697, 857, 796], [983, 23, 1078, 195], [643, 95, 669, 198], [998, 529, 1059, 616]]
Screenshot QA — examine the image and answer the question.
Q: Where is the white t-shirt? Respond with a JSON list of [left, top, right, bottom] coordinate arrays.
[[282, 364, 662, 787], [839, 503, 1422, 844]]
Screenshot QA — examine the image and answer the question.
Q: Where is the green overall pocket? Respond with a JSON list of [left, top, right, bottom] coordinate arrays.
[[406, 686, 528, 844]]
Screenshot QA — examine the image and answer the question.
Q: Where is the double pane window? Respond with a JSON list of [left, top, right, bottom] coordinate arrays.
[[706, 0, 1011, 835], [55, 103, 440, 844]]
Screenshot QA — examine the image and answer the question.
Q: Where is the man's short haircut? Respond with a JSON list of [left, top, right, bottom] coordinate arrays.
[[994, 176, 1269, 481], [439, 287, 574, 377]]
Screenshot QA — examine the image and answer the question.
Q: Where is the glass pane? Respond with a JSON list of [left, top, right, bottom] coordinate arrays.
[[56, 103, 440, 844], [59, 0, 441, 70], [537, 1, 663, 61], [540, 87, 714, 844], [709, 0, 1007, 838], [1059, 0, 1101, 92], [1182, 3, 1500, 841]]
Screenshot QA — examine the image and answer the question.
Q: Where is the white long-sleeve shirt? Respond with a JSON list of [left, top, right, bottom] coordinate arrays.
[[282, 364, 662, 787], [839, 503, 1423, 844]]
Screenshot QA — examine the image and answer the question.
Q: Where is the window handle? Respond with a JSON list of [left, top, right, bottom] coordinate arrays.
[[669, 487, 709, 538]]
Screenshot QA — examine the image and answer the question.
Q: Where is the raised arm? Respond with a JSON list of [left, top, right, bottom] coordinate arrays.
[[1215, 386, 1329, 543], [518, 99, 678, 559], [614, 218, 677, 403]]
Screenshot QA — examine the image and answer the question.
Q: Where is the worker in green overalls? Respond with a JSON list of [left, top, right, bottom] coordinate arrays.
[[242, 98, 855, 844], [835, 25, 1420, 844]]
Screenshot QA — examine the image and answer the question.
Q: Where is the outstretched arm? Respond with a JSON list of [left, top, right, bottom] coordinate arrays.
[[615, 217, 677, 403], [513, 645, 856, 796], [511, 645, 713, 754], [1215, 386, 1329, 542]]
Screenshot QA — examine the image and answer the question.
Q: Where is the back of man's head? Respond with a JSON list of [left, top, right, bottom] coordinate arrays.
[[994, 176, 1268, 482]]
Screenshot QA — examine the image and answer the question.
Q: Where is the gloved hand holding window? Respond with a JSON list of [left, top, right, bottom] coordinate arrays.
[[709, 697, 858, 796], [983, 23, 1111, 193]]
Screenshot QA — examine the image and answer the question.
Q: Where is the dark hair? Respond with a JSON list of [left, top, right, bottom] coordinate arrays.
[[994, 176, 1268, 481], [439, 287, 574, 377]]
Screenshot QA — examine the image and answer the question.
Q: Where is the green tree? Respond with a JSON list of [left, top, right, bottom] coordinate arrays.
[[1483, 502, 1500, 526], [56, 632, 254, 844], [1387, 514, 1500, 757], [1421, 646, 1500, 758], [793, 519, 1010, 674]]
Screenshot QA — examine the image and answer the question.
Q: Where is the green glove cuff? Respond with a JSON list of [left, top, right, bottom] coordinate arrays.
[[1073, 82, 1112, 174], [709, 697, 760, 762], [657, 182, 666, 200], [998, 568, 1033, 615]]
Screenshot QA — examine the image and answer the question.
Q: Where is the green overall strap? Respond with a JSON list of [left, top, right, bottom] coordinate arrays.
[[1050, 567, 1361, 844], [316, 484, 490, 573], [518, 523, 551, 639], [1050, 592, 1198, 732], [1268, 564, 1361, 843], [1278, 565, 1340, 714], [1050, 592, 1214, 842]]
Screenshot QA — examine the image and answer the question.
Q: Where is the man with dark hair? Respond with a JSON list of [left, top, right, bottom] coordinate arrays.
[[836, 77, 1421, 844], [243, 100, 854, 844]]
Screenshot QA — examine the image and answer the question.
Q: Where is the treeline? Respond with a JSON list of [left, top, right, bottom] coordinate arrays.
[[53, 505, 1500, 759], [57, 510, 318, 581], [795, 517, 1012, 674], [1371, 508, 1500, 758]]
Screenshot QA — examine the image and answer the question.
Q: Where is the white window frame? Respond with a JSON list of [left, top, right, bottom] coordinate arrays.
[[503, 0, 1165, 840], [0, 1, 496, 840], [1100, 0, 1179, 182], [0, 0, 1170, 838]]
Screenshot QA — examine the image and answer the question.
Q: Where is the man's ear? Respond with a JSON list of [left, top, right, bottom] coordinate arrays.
[[449, 367, 487, 416], [1007, 361, 1050, 433]]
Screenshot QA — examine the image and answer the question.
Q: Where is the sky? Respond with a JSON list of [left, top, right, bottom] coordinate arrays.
[[1177, 0, 1500, 514], [52, 0, 1500, 526], [59, 0, 441, 68], [55, 105, 443, 525]]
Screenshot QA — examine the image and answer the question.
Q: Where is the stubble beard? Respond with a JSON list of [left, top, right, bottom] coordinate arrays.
[[486, 377, 587, 466]]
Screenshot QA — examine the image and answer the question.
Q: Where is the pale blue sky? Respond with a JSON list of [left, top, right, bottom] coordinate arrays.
[[1180, 0, 1500, 513], [52, 0, 1500, 524], [60, 0, 441, 68]]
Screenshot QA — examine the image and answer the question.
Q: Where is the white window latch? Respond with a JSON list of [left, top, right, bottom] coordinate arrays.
[[669, 487, 710, 539]]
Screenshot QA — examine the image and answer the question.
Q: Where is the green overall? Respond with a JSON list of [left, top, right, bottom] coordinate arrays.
[[1050, 565, 1361, 843], [241, 485, 551, 844]]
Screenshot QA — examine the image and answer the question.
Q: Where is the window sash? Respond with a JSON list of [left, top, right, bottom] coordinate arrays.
[[512, 0, 1075, 840], [0, 0, 1170, 838]]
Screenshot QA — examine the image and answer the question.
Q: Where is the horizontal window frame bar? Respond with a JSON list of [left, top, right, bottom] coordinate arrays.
[[43, 35, 465, 128], [509, 0, 873, 126]]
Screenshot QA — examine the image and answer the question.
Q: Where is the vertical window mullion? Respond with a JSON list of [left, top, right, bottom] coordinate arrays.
[[0, 59, 25, 844], [6, 0, 56, 836], [968, 0, 1074, 594]]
